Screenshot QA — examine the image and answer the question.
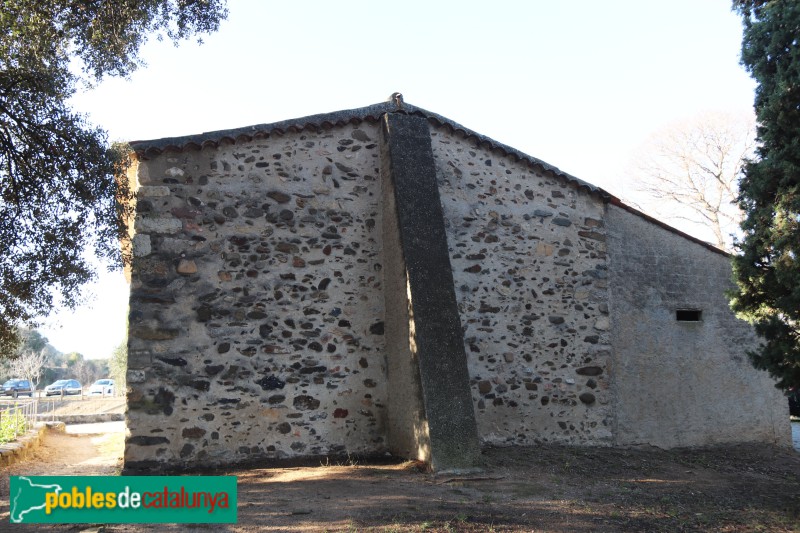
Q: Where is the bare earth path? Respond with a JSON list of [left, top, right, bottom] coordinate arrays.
[[0, 428, 124, 531], [1, 424, 800, 532]]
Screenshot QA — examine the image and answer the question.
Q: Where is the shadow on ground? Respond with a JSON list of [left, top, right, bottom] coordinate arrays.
[[2, 431, 799, 532]]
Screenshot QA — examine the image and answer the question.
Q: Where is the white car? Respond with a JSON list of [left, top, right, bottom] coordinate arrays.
[[88, 379, 115, 396]]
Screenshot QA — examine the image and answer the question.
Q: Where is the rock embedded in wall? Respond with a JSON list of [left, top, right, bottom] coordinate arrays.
[[126, 124, 390, 469], [120, 100, 790, 470], [432, 129, 613, 446]]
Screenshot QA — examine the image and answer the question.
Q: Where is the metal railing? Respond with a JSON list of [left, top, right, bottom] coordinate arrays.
[[0, 393, 126, 442], [0, 399, 39, 442], [37, 397, 59, 422]]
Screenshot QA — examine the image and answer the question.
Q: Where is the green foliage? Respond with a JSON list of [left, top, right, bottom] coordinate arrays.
[[6, 327, 50, 388], [71, 357, 108, 386], [109, 339, 127, 395], [39, 366, 61, 386], [730, 0, 800, 389], [0, 409, 27, 444], [0, 1, 228, 354], [64, 352, 84, 368], [0, 327, 62, 383]]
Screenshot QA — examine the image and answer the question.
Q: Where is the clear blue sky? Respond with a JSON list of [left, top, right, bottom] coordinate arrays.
[[41, 0, 755, 359]]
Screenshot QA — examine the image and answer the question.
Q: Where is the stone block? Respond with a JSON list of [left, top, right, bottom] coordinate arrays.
[[132, 234, 151, 257], [136, 216, 181, 234], [176, 259, 197, 275], [138, 186, 171, 197]]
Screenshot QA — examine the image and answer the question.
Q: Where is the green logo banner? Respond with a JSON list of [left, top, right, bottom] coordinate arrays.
[[9, 476, 237, 524]]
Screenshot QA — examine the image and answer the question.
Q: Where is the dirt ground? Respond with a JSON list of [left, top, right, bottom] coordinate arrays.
[[2, 424, 800, 532], [35, 396, 127, 416]]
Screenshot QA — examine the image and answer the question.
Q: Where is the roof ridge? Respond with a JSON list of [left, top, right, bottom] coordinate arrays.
[[129, 100, 397, 154], [129, 96, 607, 198], [128, 95, 729, 257]]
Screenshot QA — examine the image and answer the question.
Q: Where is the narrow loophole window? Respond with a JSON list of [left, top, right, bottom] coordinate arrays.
[[676, 309, 702, 322]]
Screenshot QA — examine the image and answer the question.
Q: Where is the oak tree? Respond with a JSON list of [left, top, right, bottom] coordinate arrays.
[[0, 1, 227, 354]]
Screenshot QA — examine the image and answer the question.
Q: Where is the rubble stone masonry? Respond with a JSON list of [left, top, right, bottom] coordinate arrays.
[[124, 102, 788, 471], [127, 122, 389, 469], [432, 130, 613, 446]]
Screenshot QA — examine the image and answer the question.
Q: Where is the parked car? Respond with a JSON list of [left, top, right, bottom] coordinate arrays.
[[44, 379, 82, 396], [0, 379, 33, 398], [88, 379, 114, 396]]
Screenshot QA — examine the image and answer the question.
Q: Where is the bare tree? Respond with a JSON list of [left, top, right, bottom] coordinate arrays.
[[9, 349, 47, 393], [71, 359, 105, 388], [632, 111, 756, 251]]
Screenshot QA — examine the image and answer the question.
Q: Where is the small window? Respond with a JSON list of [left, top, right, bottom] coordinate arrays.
[[676, 309, 702, 322]]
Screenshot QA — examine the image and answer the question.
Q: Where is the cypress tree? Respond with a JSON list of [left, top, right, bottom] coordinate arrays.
[[730, 0, 800, 389]]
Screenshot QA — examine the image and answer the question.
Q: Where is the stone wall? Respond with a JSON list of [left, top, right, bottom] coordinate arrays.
[[607, 205, 789, 447], [126, 122, 390, 469], [431, 128, 614, 446], [124, 102, 788, 470]]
